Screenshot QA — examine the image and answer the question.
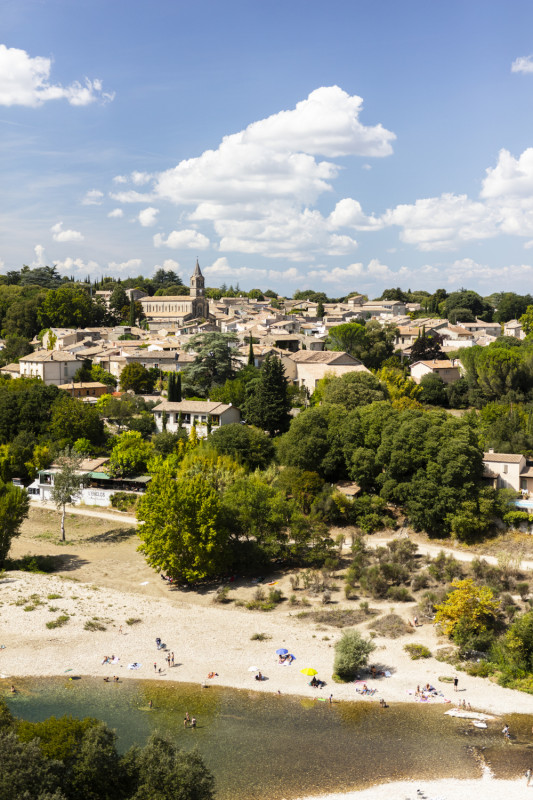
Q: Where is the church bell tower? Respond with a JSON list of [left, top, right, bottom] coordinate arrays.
[[190, 259, 205, 298]]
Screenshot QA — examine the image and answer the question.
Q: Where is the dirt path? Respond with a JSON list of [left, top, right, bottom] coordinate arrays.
[[29, 500, 137, 526]]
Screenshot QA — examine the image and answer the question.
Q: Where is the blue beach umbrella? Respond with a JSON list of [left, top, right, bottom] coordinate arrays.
[[276, 648, 289, 656]]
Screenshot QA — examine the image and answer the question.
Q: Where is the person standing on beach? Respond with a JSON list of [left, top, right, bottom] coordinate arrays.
[[171, 652, 175, 666], [453, 676, 459, 691], [154, 662, 157, 672], [526, 767, 532, 786]]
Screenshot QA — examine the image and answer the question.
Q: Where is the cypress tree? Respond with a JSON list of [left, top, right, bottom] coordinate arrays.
[[129, 299, 136, 327], [176, 372, 182, 402], [248, 338, 255, 367]]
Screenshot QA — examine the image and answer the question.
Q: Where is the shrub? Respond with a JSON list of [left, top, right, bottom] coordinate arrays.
[[110, 491, 138, 512], [517, 582, 530, 600], [404, 643, 431, 660], [369, 613, 412, 639], [46, 614, 69, 629], [387, 586, 413, 602], [8, 554, 55, 573], [47, 593, 62, 600], [213, 586, 231, 604], [333, 630, 376, 681], [84, 619, 106, 632], [250, 632, 271, 641], [461, 660, 495, 678], [411, 571, 430, 591], [126, 617, 141, 625]]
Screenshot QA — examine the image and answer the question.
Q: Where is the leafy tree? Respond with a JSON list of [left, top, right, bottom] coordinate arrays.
[[109, 284, 128, 318], [448, 307, 475, 324], [0, 335, 33, 366], [0, 480, 29, 566], [326, 322, 366, 355], [327, 321, 397, 369], [209, 424, 274, 470], [495, 292, 533, 323], [107, 431, 153, 477], [419, 373, 447, 406], [316, 371, 386, 410], [435, 578, 499, 647], [409, 331, 444, 362], [89, 364, 116, 389], [316, 300, 325, 318], [126, 733, 214, 800], [242, 354, 291, 436], [120, 363, 156, 394], [0, 732, 63, 799], [51, 448, 88, 541], [184, 332, 240, 392], [274, 467, 324, 514], [520, 304, 533, 336], [333, 630, 376, 681], [445, 290, 493, 322], [74, 359, 93, 383], [38, 285, 105, 329], [152, 268, 184, 290], [96, 395, 134, 430], [380, 287, 408, 302], [137, 463, 229, 583], [49, 395, 105, 447], [209, 365, 259, 408]]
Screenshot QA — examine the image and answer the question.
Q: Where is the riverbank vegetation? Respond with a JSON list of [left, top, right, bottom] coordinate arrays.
[[0, 699, 214, 800]]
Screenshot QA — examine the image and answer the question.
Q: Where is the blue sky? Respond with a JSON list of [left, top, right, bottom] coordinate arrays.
[[4, 0, 533, 296]]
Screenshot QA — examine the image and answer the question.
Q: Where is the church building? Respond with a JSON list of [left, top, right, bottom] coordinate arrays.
[[140, 261, 212, 327]]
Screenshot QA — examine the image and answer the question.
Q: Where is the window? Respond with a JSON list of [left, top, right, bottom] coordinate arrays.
[[521, 479, 527, 491], [503, 464, 508, 474]]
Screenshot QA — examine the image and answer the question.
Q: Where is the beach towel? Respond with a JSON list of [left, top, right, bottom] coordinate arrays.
[[128, 663, 141, 670], [384, 670, 391, 677], [111, 657, 120, 664]]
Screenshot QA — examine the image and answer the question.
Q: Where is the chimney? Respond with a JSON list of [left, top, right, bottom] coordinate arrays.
[[488, 448, 494, 454]]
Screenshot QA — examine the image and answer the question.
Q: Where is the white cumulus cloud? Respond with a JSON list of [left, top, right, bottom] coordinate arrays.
[[512, 55, 533, 74], [54, 257, 100, 275], [108, 258, 143, 273], [50, 221, 84, 243], [82, 189, 104, 206], [203, 257, 302, 282], [0, 44, 114, 107], [138, 207, 159, 227], [108, 208, 124, 218], [154, 229, 210, 249]]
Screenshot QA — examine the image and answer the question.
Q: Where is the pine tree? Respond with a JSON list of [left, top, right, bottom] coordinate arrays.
[[243, 354, 291, 436]]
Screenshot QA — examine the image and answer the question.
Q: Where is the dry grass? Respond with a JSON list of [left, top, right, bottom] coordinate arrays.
[[368, 613, 413, 639], [296, 607, 379, 628]]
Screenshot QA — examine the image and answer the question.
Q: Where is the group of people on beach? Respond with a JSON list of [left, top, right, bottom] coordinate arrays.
[[183, 711, 196, 729]]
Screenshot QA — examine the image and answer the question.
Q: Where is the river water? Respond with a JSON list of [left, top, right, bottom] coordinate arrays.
[[4, 676, 533, 799]]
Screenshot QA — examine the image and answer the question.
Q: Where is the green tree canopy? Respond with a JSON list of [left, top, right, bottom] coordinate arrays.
[[184, 332, 240, 392], [38, 285, 106, 329], [209, 423, 275, 470], [242, 354, 291, 436], [107, 431, 154, 477], [315, 371, 386, 410], [119, 363, 156, 394], [0, 480, 29, 566]]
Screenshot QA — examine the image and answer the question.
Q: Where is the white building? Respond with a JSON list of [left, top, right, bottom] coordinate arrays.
[[27, 457, 151, 507], [151, 400, 241, 437], [18, 350, 82, 385]]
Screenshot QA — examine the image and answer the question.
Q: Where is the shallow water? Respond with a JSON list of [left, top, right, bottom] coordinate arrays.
[[4, 677, 533, 799]]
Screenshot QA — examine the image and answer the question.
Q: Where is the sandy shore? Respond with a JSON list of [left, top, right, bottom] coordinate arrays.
[[1, 570, 533, 717], [296, 774, 532, 800]]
